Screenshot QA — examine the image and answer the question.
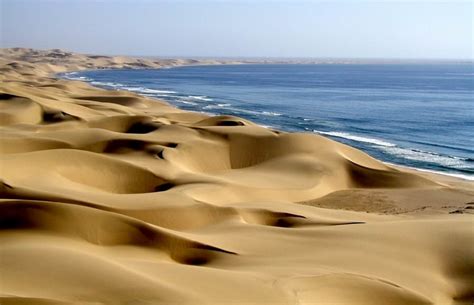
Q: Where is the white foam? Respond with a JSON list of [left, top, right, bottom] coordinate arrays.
[[188, 95, 213, 102], [122, 87, 176, 94], [413, 169, 474, 181], [66, 75, 92, 81], [176, 100, 198, 105], [203, 103, 232, 110], [91, 81, 123, 88], [262, 111, 282, 116], [143, 89, 177, 94], [380, 146, 471, 169], [233, 108, 263, 116], [314, 130, 472, 172], [314, 130, 396, 147], [203, 105, 219, 110], [154, 94, 173, 97], [121, 86, 143, 91], [385, 162, 474, 181], [218, 107, 284, 117]]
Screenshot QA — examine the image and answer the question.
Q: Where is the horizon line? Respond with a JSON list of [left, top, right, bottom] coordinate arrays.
[[2, 47, 472, 63]]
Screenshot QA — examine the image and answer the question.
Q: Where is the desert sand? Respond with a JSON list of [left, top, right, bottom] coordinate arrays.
[[1, 48, 473, 305]]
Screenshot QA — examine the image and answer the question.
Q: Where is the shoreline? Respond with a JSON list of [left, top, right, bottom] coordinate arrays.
[[1, 48, 473, 304], [389, 162, 474, 182], [63, 67, 474, 184], [2, 47, 471, 212], [6, 47, 473, 185]]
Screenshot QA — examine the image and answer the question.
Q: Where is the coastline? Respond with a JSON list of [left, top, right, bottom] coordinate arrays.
[[8, 49, 472, 191], [64, 66, 474, 183], [1, 48, 473, 304]]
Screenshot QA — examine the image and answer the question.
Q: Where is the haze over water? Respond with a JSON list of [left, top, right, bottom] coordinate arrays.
[[67, 63, 474, 179]]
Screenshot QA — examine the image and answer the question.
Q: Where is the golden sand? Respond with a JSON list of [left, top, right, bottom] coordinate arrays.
[[1, 48, 473, 305]]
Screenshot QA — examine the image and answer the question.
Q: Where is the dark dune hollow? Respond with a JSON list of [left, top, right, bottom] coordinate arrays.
[[0, 48, 473, 305]]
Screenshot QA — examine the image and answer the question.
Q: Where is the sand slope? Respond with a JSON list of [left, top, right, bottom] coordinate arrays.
[[1, 48, 473, 305]]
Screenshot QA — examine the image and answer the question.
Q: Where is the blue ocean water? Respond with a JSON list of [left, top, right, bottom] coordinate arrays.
[[63, 64, 474, 180]]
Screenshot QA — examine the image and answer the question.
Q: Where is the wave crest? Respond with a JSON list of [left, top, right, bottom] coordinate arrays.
[[313, 130, 396, 147]]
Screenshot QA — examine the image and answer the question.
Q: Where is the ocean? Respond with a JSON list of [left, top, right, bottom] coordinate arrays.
[[63, 63, 474, 180]]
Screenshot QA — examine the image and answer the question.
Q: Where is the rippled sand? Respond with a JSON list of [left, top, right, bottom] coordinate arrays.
[[1, 48, 473, 305]]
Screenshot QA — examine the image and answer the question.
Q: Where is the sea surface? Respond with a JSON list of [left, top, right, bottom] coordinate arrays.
[[63, 63, 474, 180]]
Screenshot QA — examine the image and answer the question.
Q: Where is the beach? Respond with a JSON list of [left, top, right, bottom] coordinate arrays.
[[71, 63, 474, 181], [1, 48, 473, 305]]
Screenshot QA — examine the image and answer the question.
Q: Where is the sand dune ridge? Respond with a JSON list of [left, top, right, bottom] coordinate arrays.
[[0, 48, 473, 305]]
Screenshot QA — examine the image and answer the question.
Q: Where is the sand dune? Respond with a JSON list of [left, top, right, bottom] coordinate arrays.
[[1, 48, 473, 305]]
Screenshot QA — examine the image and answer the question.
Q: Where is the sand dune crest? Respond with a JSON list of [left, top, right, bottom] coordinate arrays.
[[1, 48, 473, 305]]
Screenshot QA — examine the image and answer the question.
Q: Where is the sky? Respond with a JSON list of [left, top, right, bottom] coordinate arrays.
[[1, 0, 472, 59]]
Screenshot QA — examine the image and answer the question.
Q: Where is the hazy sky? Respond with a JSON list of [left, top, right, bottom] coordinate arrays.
[[1, 0, 472, 59]]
